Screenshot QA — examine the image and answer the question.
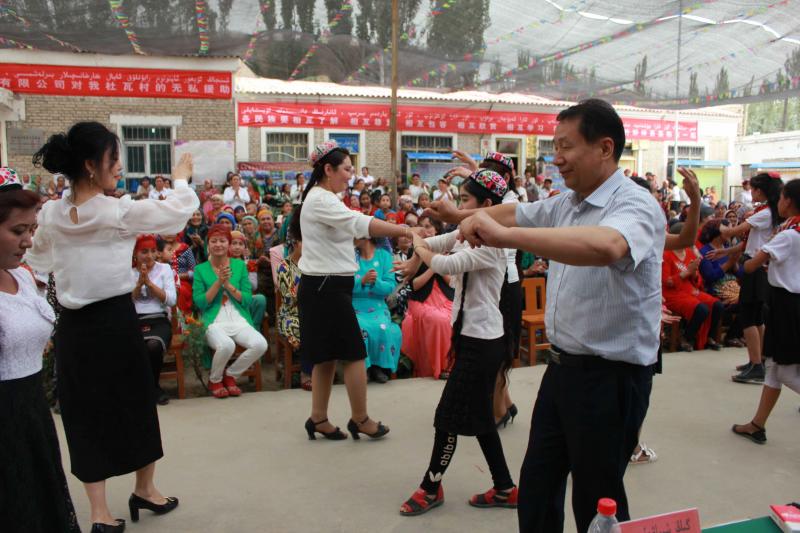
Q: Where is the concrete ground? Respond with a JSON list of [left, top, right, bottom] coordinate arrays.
[[56, 347, 800, 532]]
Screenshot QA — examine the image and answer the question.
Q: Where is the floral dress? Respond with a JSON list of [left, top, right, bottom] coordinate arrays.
[[276, 257, 301, 346]]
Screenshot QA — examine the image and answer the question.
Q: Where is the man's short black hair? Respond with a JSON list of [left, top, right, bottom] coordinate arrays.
[[556, 98, 626, 162], [544, 178, 553, 184]]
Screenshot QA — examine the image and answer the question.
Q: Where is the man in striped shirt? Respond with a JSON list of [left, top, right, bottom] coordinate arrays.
[[428, 99, 665, 533]]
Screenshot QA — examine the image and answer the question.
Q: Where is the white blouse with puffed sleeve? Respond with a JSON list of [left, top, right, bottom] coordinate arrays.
[[25, 179, 199, 309]]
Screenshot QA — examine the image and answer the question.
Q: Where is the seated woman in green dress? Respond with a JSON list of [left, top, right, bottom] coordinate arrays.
[[353, 237, 402, 384]]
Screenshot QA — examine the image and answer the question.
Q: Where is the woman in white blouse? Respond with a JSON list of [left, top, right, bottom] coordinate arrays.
[[396, 169, 518, 517], [298, 141, 416, 441], [131, 234, 177, 406], [0, 168, 80, 531], [26, 122, 198, 532], [222, 173, 250, 210]]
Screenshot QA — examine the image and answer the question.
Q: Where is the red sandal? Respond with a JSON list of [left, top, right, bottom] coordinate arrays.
[[208, 380, 229, 399], [399, 486, 444, 516], [469, 486, 518, 508], [222, 374, 242, 397]]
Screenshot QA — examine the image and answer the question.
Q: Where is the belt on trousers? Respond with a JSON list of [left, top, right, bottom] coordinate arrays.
[[549, 345, 632, 369]]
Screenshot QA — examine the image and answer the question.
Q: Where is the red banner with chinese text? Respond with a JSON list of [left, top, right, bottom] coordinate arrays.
[[238, 102, 698, 142], [0, 63, 232, 99]]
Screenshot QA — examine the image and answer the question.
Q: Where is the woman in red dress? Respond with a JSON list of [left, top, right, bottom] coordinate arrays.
[[662, 226, 724, 351]]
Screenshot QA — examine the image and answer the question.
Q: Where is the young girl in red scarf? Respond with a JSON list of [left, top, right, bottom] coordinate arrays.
[[732, 178, 800, 444]]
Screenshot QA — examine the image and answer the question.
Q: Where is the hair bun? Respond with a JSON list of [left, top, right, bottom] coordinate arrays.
[[33, 133, 78, 178]]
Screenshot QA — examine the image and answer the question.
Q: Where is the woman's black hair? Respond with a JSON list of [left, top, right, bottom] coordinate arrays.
[[32, 121, 119, 185], [292, 147, 351, 238], [288, 203, 302, 243], [781, 178, 800, 213], [462, 178, 503, 206], [750, 173, 784, 227]]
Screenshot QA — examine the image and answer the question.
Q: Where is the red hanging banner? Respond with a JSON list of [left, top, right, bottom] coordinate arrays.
[[238, 102, 698, 142], [0, 63, 232, 99]]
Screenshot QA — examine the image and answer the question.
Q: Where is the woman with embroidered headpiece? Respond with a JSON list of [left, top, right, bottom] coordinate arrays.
[[297, 140, 418, 441], [396, 168, 518, 516], [131, 234, 177, 406], [0, 167, 81, 532], [26, 122, 197, 531]]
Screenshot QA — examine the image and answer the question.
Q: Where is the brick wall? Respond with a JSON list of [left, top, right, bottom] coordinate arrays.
[[8, 94, 234, 176], [365, 130, 391, 180]]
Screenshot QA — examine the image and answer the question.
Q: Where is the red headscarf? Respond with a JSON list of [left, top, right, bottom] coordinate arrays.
[[207, 223, 232, 244], [133, 234, 158, 267]]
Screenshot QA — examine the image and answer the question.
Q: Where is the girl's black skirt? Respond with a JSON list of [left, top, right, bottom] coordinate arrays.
[[764, 285, 800, 365], [434, 335, 506, 436], [55, 294, 163, 483], [0, 371, 81, 532], [298, 274, 367, 365]]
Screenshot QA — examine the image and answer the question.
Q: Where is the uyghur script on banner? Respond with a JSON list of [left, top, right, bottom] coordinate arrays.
[[0, 63, 232, 99], [237, 102, 698, 142]]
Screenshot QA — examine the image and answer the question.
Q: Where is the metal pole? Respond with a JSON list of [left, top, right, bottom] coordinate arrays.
[[389, 0, 399, 205], [672, 0, 683, 180]]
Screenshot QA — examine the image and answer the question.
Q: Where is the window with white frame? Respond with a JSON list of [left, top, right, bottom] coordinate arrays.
[[264, 132, 310, 162], [401, 134, 454, 177], [121, 126, 173, 176], [667, 145, 705, 177], [667, 145, 705, 160]]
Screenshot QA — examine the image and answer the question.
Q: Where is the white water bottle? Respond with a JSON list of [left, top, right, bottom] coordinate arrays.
[[587, 498, 620, 533]]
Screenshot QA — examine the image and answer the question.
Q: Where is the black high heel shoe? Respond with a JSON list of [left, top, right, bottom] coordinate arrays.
[[347, 416, 390, 440], [90, 520, 125, 533], [496, 404, 519, 429], [305, 417, 347, 440], [128, 493, 179, 522]]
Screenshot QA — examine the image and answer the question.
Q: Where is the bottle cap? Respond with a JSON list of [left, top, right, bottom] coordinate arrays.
[[598, 498, 617, 516]]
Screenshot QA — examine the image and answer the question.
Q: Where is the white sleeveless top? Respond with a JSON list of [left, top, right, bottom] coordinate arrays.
[[0, 268, 56, 381]]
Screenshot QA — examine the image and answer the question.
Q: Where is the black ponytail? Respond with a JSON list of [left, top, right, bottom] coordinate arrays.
[[293, 147, 351, 227], [750, 173, 784, 227], [32, 121, 119, 185], [447, 271, 470, 371]]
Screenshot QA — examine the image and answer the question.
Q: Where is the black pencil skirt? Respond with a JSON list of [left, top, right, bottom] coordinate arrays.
[[55, 294, 163, 483], [298, 274, 367, 365]]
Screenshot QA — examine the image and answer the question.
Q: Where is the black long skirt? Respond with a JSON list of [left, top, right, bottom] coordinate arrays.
[[434, 335, 506, 436], [55, 294, 163, 483], [298, 274, 367, 365], [0, 372, 81, 532], [764, 286, 800, 365]]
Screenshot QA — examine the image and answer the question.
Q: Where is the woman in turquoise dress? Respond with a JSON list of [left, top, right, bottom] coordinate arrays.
[[353, 238, 402, 383]]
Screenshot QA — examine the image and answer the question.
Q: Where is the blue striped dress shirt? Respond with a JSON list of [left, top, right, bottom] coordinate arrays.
[[515, 169, 665, 365]]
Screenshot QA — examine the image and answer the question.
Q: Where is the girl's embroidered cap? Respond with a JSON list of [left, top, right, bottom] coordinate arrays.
[[484, 152, 514, 174], [0, 167, 22, 191], [470, 169, 508, 199], [309, 140, 340, 167]]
